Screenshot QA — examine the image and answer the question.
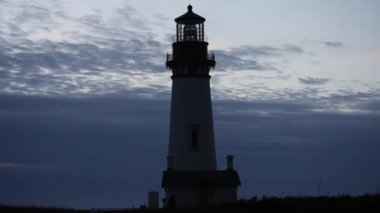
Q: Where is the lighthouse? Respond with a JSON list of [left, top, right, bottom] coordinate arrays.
[[161, 5, 241, 207]]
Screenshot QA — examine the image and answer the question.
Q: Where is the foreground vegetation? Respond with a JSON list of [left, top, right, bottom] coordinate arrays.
[[2, 194, 380, 213]]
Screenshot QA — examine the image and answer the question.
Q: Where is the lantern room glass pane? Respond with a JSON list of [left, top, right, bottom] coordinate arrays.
[[176, 23, 205, 42]]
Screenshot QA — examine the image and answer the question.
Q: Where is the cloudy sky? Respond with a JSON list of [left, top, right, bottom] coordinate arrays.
[[1, 0, 379, 209]]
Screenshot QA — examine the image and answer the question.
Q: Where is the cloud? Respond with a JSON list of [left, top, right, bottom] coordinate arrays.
[[323, 41, 343, 47], [299, 77, 330, 85], [1, 2, 58, 39], [0, 39, 164, 73], [214, 44, 304, 71], [116, 5, 150, 31], [0, 1, 170, 96], [0, 40, 165, 95], [215, 49, 266, 71], [303, 39, 344, 48], [0, 93, 170, 207], [0, 93, 379, 207], [228, 45, 304, 57], [0, 1, 309, 97], [213, 97, 380, 150], [0, 162, 25, 168], [2, 1, 349, 101], [358, 98, 380, 114], [14, 5, 52, 23], [0, 162, 44, 170]]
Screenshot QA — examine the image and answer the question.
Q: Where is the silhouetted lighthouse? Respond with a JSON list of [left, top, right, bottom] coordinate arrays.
[[162, 5, 241, 207]]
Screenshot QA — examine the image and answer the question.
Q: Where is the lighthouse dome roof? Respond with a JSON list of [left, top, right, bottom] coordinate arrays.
[[175, 5, 205, 24]]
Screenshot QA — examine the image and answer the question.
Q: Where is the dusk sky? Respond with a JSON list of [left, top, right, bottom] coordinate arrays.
[[1, 0, 380, 209]]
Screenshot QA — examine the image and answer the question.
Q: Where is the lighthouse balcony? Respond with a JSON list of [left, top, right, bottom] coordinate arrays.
[[172, 35, 208, 43], [166, 51, 215, 70], [207, 51, 215, 62], [166, 51, 214, 62]]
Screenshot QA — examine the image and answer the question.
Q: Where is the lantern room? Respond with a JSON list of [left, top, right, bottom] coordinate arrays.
[[174, 5, 205, 42]]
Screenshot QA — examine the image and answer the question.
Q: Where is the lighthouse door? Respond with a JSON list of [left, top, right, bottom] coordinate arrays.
[[199, 186, 209, 205]]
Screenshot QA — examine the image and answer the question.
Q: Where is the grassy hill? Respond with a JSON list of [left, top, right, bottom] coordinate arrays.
[[1, 194, 380, 213]]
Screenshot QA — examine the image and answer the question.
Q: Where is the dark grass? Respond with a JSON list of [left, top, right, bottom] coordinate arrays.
[[0, 205, 87, 213], [2, 194, 380, 213]]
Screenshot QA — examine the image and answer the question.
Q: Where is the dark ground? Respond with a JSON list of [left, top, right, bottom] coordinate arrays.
[[1, 195, 380, 213]]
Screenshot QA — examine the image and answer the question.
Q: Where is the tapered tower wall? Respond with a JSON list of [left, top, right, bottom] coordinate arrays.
[[168, 77, 217, 171]]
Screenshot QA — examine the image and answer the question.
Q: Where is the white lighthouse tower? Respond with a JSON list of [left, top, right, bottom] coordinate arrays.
[[162, 5, 241, 207]]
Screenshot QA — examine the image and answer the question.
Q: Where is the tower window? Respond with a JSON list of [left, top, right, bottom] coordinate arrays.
[[190, 125, 200, 149]]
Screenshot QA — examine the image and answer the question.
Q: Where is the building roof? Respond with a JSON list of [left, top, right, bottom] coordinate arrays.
[[162, 170, 241, 188], [175, 5, 206, 24]]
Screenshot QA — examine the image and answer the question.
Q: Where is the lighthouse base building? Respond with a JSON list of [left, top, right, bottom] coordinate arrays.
[[162, 165, 241, 206], [161, 5, 241, 207]]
